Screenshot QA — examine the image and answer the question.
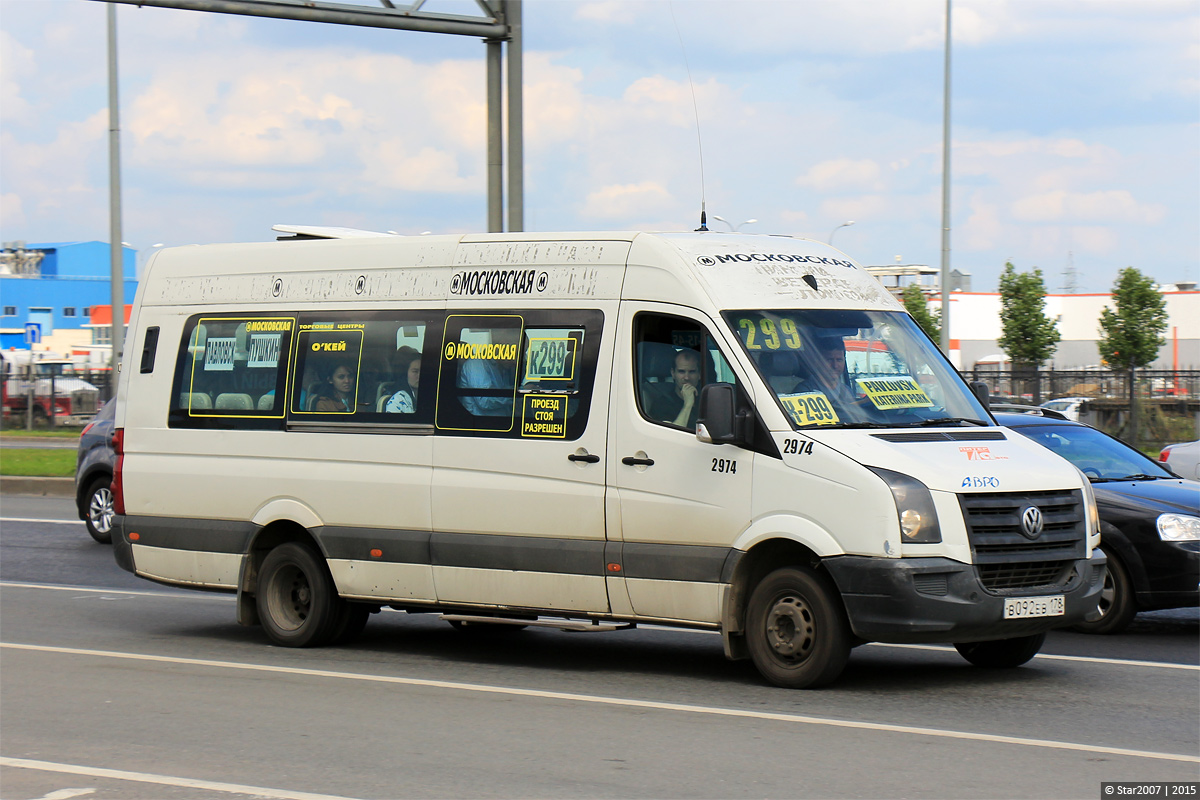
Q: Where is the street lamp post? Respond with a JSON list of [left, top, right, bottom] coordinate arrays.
[[713, 215, 757, 232], [827, 220, 855, 245]]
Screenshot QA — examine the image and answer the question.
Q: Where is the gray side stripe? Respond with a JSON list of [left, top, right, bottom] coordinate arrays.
[[122, 516, 254, 554], [319, 526, 430, 564], [431, 532, 604, 576], [619, 542, 731, 583], [122, 516, 733, 583]]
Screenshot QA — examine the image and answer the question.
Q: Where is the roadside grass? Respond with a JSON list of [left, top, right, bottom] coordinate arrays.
[[0, 426, 84, 438], [1, 448, 76, 477]]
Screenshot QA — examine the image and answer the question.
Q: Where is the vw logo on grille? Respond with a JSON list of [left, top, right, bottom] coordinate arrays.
[[1019, 505, 1044, 539]]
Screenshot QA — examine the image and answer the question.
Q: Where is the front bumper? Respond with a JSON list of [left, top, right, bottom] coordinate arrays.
[[824, 551, 1107, 644]]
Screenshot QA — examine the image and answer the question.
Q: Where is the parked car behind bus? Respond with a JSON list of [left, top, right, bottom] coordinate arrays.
[[1160, 440, 1200, 481], [75, 398, 116, 543]]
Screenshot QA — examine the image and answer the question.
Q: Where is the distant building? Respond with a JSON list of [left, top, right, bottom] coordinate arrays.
[[928, 287, 1199, 370], [0, 241, 137, 359]]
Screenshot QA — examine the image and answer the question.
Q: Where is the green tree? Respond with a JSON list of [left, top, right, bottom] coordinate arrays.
[[997, 262, 1060, 369], [900, 283, 940, 342], [1098, 267, 1168, 370]]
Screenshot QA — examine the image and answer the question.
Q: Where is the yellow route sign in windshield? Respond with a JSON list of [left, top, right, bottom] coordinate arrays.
[[780, 392, 840, 427], [856, 376, 934, 410]]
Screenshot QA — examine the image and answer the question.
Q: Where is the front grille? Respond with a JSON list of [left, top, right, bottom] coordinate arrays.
[[959, 489, 1086, 592]]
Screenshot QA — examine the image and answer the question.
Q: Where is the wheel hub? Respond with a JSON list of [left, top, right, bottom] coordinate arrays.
[[765, 595, 815, 661]]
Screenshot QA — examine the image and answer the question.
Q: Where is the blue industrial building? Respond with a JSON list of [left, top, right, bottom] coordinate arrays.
[[0, 241, 137, 352]]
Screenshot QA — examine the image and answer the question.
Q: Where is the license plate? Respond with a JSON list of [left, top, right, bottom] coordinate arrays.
[[1003, 595, 1064, 619]]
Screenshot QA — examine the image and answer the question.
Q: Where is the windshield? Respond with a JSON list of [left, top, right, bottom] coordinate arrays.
[[1008, 423, 1173, 481], [723, 309, 988, 429]]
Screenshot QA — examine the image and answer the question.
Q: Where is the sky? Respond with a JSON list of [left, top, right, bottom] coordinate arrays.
[[1, 0, 1197, 293]]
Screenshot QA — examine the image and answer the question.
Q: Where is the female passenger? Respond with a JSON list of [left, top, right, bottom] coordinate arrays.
[[385, 346, 421, 413]]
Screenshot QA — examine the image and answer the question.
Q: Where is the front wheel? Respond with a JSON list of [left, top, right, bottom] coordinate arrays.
[[257, 542, 342, 647], [954, 633, 1046, 668], [745, 566, 852, 689], [83, 477, 114, 544]]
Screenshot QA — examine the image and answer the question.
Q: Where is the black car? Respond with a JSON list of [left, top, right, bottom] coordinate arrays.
[[995, 412, 1200, 633], [75, 397, 116, 543]]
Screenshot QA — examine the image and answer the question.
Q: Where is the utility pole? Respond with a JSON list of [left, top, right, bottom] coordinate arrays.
[[107, 3, 125, 374], [938, 0, 952, 357]]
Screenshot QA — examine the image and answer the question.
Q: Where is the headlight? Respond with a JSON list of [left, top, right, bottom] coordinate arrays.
[[1075, 466, 1102, 543], [868, 467, 942, 543], [1157, 514, 1200, 542]]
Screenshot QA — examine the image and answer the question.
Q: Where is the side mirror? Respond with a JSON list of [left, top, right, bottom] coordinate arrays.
[[969, 380, 991, 411], [696, 383, 744, 446]]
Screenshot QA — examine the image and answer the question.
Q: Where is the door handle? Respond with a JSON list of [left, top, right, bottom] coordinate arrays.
[[568, 453, 600, 463], [621, 456, 655, 467]]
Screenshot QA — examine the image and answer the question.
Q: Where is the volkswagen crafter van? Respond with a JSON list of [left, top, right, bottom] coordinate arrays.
[[110, 228, 1105, 688]]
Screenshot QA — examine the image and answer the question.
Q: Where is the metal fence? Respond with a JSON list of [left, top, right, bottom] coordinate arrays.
[[2, 368, 116, 430], [966, 369, 1200, 406]]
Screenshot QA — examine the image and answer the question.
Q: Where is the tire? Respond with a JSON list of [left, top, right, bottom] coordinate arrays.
[[83, 476, 114, 544], [745, 566, 852, 689], [331, 603, 371, 645], [1070, 546, 1137, 635], [256, 543, 343, 647], [954, 632, 1046, 668]]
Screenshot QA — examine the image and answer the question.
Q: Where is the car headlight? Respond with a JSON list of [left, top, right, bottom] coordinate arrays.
[[1157, 513, 1200, 542], [1074, 466, 1102, 544], [868, 467, 942, 543]]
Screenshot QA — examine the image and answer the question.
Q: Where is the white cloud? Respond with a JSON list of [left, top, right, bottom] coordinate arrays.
[[574, 1, 643, 24], [582, 182, 673, 219], [1011, 189, 1166, 225], [1, 192, 26, 229], [796, 159, 885, 193], [0, 30, 34, 124]]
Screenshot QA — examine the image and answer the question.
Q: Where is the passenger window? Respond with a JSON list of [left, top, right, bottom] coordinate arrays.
[[293, 322, 368, 414], [635, 313, 739, 432], [435, 310, 602, 439], [290, 313, 437, 423], [169, 315, 294, 429]]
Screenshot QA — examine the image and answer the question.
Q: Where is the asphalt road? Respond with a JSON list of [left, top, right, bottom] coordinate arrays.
[[2, 493, 1197, 800]]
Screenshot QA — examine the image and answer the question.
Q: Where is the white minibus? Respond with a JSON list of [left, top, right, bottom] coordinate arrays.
[[111, 229, 1105, 688]]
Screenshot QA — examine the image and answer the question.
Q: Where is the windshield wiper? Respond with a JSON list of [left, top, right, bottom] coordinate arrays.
[[1114, 473, 1165, 482], [914, 417, 990, 427]]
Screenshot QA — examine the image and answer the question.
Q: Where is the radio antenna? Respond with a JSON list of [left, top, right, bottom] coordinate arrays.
[[670, 2, 707, 231]]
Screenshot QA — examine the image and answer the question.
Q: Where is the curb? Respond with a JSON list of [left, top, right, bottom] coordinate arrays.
[[1, 476, 75, 498]]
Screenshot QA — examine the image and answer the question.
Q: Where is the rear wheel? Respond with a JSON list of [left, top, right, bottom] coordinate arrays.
[[1071, 546, 1136, 635], [745, 566, 852, 689], [954, 633, 1045, 668], [83, 476, 114, 544], [257, 543, 342, 647]]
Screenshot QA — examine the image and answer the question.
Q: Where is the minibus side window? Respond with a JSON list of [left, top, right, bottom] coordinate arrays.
[[435, 310, 602, 440], [169, 315, 294, 430], [634, 313, 741, 432], [289, 312, 438, 423]]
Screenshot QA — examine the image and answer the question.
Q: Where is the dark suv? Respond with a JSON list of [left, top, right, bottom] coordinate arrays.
[[75, 398, 116, 543]]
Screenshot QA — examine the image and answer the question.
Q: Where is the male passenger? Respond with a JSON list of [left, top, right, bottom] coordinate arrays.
[[647, 348, 703, 429]]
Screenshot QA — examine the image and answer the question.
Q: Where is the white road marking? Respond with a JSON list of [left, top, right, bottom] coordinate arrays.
[[864, 641, 1200, 671], [0, 757, 364, 800], [3, 581, 1196, 671], [36, 789, 96, 800], [1, 517, 82, 525], [0, 581, 228, 600], [3, 642, 1197, 764]]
